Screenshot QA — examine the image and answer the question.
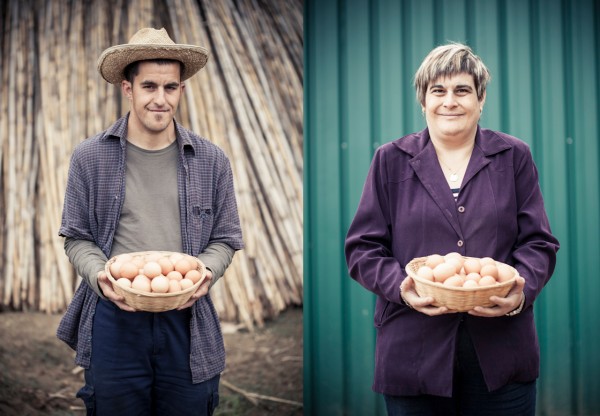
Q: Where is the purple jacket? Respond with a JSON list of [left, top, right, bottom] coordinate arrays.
[[345, 127, 559, 397]]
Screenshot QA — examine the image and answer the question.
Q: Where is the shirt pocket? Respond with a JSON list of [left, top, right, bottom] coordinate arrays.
[[190, 206, 214, 252]]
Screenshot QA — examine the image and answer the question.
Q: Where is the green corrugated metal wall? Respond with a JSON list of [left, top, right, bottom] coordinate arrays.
[[304, 0, 600, 415]]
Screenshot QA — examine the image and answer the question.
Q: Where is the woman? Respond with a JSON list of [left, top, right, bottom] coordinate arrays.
[[344, 43, 559, 415]]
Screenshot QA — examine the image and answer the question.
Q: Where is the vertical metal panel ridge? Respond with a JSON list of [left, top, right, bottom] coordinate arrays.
[[497, 0, 510, 132], [303, 0, 315, 413], [304, 0, 346, 413], [342, 1, 383, 413], [433, 0, 443, 44], [339, 0, 352, 412], [533, 1, 574, 414], [377, 0, 404, 141], [401, 0, 415, 136], [560, 1, 581, 413], [567, 0, 600, 411], [338, 1, 351, 409], [528, 0, 542, 157], [504, 0, 534, 143], [472, 0, 502, 130]]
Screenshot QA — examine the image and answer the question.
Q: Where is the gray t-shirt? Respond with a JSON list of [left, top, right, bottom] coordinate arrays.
[[64, 140, 234, 297], [110, 141, 183, 256]]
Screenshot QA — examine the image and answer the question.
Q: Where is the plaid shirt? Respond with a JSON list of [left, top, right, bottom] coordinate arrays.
[[57, 114, 244, 383]]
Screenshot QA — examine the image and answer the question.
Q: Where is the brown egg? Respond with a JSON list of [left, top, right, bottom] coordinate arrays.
[[462, 279, 479, 289], [185, 269, 203, 284], [158, 257, 175, 275], [184, 255, 199, 265], [416, 266, 434, 281], [150, 275, 170, 293], [443, 275, 465, 287], [169, 252, 184, 265], [109, 261, 123, 279], [168, 280, 182, 293], [480, 264, 498, 279], [433, 262, 456, 283], [166, 270, 183, 281], [116, 253, 133, 263], [445, 258, 463, 274], [180, 278, 194, 290], [497, 264, 515, 282], [480, 257, 496, 266], [143, 261, 162, 279], [131, 275, 151, 292], [116, 278, 132, 288], [444, 252, 464, 264], [463, 258, 482, 274], [425, 254, 445, 269], [119, 261, 139, 280], [132, 256, 145, 270], [465, 272, 481, 282], [174, 258, 194, 276], [478, 275, 497, 286], [145, 252, 163, 262]]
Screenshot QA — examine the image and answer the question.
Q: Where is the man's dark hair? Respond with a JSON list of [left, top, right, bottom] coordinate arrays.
[[123, 59, 185, 83]]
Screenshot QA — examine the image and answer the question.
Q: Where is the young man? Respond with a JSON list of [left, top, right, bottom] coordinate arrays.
[[57, 28, 243, 415]]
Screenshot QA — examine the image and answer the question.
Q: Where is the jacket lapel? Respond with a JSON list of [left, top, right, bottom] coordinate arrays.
[[396, 129, 463, 236], [393, 127, 513, 238], [461, 127, 512, 187]]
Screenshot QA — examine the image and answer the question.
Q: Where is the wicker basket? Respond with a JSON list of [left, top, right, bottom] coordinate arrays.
[[405, 256, 517, 312], [105, 251, 206, 312]]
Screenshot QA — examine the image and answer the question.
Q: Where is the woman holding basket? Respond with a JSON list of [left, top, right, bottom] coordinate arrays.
[[345, 43, 559, 415]]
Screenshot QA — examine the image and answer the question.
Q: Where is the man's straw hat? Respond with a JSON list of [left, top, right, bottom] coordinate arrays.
[[97, 27, 209, 84]]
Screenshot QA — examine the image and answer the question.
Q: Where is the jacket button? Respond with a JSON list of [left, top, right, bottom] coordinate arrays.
[[457, 240, 464, 247], [458, 206, 465, 213]]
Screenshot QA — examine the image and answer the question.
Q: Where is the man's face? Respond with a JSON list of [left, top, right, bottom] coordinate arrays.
[[121, 61, 184, 138]]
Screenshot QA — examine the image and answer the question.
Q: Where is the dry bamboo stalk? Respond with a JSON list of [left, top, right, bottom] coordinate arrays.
[[211, 2, 302, 247], [4, 0, 19, 307], [230, 0, 303, 195], [36, 0, 74, 310], [23, 11, 38, 309], [221, 378, 303, 407], [184, 1, 278, 324]]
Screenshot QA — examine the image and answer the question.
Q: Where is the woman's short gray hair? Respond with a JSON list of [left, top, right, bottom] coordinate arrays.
[[414, 43, 491, 106]]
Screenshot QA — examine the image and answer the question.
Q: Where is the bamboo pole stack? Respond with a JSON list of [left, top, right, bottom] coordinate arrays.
[[0, 0, 303, 329]]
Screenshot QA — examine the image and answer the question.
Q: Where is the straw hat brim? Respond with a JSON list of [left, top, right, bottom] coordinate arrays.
[[97, 44, 209, 84]]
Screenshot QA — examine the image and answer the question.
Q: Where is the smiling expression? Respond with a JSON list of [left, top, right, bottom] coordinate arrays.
[[423, 72, 486, 142], [122, 61, 184, 143]]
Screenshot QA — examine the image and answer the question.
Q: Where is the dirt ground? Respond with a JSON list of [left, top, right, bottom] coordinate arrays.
[[0, 307, 303, 416]]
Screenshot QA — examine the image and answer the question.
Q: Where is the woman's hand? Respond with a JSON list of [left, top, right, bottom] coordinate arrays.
[[97, 271, 136, 312], [400, 276, 452, 316], [468, 275, 526, 317], [177, 269, 213, 310]]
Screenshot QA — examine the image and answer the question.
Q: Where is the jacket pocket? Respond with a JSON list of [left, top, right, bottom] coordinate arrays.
[[374, 300, 391, 328]]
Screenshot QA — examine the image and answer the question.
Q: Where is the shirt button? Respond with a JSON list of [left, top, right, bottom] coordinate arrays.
[[457, 240, 464, 247], [458, 206, 465, 213]]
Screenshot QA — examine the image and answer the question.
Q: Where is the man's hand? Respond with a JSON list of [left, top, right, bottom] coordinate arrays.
[[97, 271, 136, 312], [177, 269, 213, 310]]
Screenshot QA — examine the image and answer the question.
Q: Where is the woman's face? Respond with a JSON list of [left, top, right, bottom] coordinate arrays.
[[422, 72, 485, 143]]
